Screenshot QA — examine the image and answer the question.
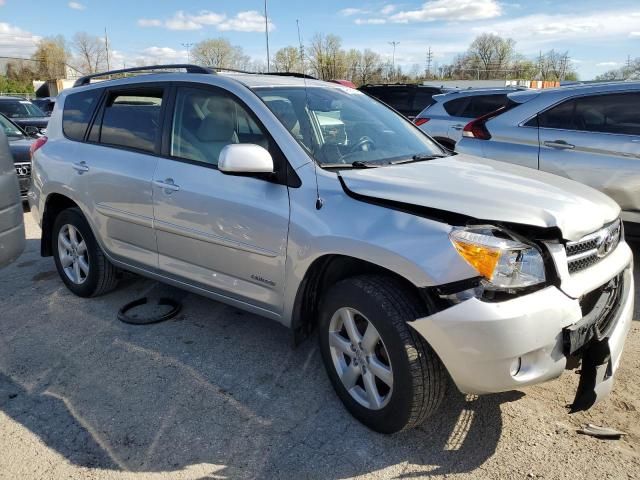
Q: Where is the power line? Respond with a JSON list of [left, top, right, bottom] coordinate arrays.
[[181, 43, 194, 63], [388, 41, 399, 81], [426, 46, 433, 77], [104, 27, 110, 71], [264, 0, 270, 72]]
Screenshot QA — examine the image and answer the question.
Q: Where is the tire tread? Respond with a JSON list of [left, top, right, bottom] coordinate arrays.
[[347, 275, 447, 431]]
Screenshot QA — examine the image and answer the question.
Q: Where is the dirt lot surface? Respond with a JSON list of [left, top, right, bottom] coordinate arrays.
[[1, 213, 639, 480]]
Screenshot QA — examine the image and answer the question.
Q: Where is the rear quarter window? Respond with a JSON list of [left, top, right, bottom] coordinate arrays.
[[63, 89, 102, 141]]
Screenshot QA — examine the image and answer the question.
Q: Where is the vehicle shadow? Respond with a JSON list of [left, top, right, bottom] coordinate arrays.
[[0, 239, 527, 478]]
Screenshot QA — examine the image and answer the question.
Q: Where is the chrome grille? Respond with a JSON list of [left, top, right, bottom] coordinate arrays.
[[14, 162, 31, 178], [566, 220, 621, 274]]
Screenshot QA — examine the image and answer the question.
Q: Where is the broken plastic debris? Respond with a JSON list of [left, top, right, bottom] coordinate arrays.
[[577, 424, 626, 439]]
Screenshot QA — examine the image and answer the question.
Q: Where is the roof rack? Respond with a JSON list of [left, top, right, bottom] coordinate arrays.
[[209, 67, 316, 80], [73, 64, 214, 87]]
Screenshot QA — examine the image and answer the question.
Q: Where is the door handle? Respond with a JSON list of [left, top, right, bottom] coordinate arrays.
[[544, 140, 575, 150], [451, 124, 464, 130], [72, 161, 89, 173], [153, 178, 181, 192]]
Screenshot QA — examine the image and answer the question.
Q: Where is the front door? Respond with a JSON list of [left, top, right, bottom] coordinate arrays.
[[152, 85, 291, 315]]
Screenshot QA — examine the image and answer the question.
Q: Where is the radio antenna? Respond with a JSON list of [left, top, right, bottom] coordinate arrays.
[[297, 19, 323, 210]]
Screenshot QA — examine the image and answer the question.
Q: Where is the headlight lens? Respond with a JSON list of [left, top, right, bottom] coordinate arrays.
[[449, 226, 546, 290]]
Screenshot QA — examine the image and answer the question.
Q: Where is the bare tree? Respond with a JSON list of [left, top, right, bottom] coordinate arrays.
[[467, 33, 515, 79], [72, 32, 107, 74], [537, 49, 578, 81], [191, 38, 250, 70], [596, 57, 640, 81], [31, 36, 69, 79], [357, 49, 383, 85], [273, 46, 301, 73], [307, 33, 346, 80]]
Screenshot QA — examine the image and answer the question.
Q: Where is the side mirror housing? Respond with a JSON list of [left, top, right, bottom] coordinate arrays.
[[24, 126, 39, 136], [218, 144, 274, 174]]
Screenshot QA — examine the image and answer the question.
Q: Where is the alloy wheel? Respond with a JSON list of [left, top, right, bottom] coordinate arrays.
[[328, 307, 394, 410], [57, 224, 90, 285]]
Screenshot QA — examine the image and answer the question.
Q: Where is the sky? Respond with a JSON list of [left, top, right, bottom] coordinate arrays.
[[0, 0, 639, 79]]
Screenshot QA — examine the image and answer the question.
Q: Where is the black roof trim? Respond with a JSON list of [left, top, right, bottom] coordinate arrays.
[[73, 64, 214, 87]]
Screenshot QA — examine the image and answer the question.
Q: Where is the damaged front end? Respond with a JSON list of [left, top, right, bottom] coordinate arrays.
[[411, 219, 633, 412], [565, 272, 629, 412]]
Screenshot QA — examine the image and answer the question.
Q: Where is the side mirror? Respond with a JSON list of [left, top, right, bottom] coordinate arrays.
[[218, 144, 274, 174], [24, 126, 39, 136]]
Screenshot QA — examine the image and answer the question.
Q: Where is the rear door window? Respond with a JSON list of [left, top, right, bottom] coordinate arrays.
[[463, 95, 509, 118], [62, 89, 102, 141], [443, 97, 470, 116], [93, 88, 164, 153]]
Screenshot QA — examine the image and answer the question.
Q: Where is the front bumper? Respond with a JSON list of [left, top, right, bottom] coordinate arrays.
[[410, 244, 634, 399]]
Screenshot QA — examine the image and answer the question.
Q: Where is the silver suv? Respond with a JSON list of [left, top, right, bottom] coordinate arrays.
[[415, 88, 518, 150], [456, 82, 640, 235], [29, 65, 634, 433]]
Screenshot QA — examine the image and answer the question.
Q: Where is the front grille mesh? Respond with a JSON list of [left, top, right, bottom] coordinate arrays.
[[566, 220, 621, 274]]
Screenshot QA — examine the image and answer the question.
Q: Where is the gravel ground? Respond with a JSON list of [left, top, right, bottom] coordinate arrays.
[[0, 212, 639, 480]]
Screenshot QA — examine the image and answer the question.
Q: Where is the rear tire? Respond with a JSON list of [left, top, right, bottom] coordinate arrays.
[[52, 208, 119, 297], [318, 275, 447, 433]]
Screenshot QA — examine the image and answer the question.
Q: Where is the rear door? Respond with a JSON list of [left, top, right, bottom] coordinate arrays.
[[71, 85, 166, 269], [538, 92, 640, 216], [152, 85, 291, 316]]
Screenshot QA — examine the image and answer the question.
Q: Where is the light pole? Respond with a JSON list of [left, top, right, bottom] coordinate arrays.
[[389, 41, 399, 81], [264, 0, 270, 72], [182, 43, 194, 63]]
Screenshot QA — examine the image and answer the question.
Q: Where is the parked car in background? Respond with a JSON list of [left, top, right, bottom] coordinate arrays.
[[32, 97, 57, 116], [358, 83, 445, 120], [0, 130, 25, 268], [414, 88, 520, 150], [456, 82, 640, 236], [0, 114, 36, 201], [0, 96, 49, 134], [30, 65, 633, 433]]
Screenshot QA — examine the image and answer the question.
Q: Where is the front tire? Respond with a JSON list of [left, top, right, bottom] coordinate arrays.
[[52, 208, 119, 297], [319, 275, 447, 433]]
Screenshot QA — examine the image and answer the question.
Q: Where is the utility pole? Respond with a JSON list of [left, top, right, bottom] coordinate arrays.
[[296, 19, 305, 75], [264, 0, 270, 72], [104, 27, 110, 71], [627, 54, 632, 69], [182, 43, 194, 63], [389, 41, 399, 81], [425, 46, 433, 78]]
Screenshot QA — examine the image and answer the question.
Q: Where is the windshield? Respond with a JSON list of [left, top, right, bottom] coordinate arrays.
[[0, 100, 46, 118], [0, 114, 24, 138], [253, 86, 445, 167]]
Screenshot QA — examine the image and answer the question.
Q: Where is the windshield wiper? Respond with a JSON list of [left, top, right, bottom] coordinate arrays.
[[390, 153, 450, 165], [323, 161, 380, 169]]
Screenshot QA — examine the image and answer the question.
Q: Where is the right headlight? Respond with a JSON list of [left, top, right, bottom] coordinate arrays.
[[449, 226, 546, 291]]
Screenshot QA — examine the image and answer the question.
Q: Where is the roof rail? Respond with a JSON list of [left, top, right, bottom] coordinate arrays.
[[73, 64, 214, 87], [209, 67, 317, 80]]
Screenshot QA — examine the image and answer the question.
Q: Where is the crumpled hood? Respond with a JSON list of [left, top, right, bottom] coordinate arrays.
[[339, 154, 620, 241]]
